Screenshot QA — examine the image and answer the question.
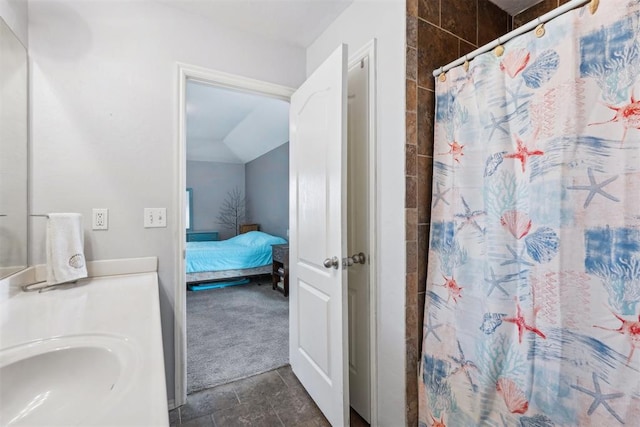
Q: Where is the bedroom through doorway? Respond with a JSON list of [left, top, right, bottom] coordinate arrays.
[[184, 80, 291, 395]]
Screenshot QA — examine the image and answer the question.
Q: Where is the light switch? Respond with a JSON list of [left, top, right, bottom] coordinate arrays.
[[144, 208, 167, 228]]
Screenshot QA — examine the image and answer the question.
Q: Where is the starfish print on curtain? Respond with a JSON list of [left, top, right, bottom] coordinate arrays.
[[419, 1, 640, 425]]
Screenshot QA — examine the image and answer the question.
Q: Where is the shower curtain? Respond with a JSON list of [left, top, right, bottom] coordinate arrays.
[[419, 1, 640, 426]]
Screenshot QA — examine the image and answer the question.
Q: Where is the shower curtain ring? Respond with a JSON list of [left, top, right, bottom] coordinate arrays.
[[535, 18, 545, 38], [589, 0, 599, 15], [438, 67, 446, 82], [463, 55, 470, 72], [494, 38, 505, 57]]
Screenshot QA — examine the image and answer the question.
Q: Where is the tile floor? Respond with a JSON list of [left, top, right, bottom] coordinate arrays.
[[169, 365, 369, 426]]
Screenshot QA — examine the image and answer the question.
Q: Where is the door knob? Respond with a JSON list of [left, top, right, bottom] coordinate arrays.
[[343, 252, 367, 267], [323, 256, 340, 269], [349, 252, 366, 265]]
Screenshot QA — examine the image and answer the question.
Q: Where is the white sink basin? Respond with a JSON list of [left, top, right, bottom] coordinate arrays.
[[0, 334, 137, 426]]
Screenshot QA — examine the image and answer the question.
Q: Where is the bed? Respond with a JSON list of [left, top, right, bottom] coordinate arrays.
[[186, 231, 287, 284]]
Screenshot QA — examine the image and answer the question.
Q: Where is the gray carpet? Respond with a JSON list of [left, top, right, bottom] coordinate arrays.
[[187, 279, 289, 394]]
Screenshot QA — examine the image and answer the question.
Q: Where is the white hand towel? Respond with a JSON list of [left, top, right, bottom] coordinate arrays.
[[46, 213, 88, 285]]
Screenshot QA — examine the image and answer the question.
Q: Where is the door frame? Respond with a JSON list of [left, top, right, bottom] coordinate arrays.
[[173, 42, 377, 418], [174, 63, 294, 407], [346, 39, 378, 425]]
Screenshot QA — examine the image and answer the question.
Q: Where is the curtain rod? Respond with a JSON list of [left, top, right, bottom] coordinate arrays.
[[432, 0, 594, 77]]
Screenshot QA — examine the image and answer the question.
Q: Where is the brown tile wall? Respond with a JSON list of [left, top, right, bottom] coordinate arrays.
[[405, 0, 510, 424], [513, 0, 571, 28]]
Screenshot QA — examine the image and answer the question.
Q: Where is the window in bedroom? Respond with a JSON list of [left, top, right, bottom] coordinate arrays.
[[186, 188, 193, 231]]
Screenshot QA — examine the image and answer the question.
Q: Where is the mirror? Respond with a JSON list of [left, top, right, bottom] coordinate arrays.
[[0, 17, 28, 279]]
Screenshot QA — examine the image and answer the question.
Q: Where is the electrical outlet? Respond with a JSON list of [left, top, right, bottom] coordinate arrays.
[[144, 208, 167, 228], [92, 208, 108, 230]]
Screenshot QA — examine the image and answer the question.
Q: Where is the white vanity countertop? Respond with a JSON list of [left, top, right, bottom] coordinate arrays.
[[0, 259, 168, 426]]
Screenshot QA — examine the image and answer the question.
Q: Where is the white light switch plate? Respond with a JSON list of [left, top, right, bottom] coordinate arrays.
[[144, 208, 167, 228]]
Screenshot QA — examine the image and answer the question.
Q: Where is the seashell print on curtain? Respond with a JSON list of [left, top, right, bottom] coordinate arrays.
[[419, 1, 640, 426]]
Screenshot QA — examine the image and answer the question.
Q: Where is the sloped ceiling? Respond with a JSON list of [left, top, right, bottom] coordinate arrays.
[[186, 81, 289, 164]]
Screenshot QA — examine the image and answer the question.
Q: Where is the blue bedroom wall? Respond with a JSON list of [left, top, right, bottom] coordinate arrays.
[[186, 160, 245, 240], [245, 142, 289, 240]]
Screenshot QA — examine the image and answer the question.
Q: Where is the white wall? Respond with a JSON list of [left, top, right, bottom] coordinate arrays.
[[306, 1, 406, 425], [28, 0, 306, 402], [187, 161, 245, 240], [0, 0, 27, 47], [245, 142, 289, 239]]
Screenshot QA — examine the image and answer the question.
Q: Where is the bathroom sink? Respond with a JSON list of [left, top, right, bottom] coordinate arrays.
[[0, 334, 136, 426]]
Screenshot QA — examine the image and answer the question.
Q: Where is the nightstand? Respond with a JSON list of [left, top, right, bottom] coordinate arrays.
[[271, 244, 289, 297], [186, 230, 219, 242]]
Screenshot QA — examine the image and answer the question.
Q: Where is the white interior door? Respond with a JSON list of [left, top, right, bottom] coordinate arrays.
[[289, 44, 349, 427]]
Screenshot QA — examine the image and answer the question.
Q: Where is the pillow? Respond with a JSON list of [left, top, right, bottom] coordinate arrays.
[[230, 231, 287, 247]]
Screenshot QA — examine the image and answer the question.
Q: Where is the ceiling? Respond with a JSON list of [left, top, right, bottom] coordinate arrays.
[[158, 0, 353, 48], [186, 81, 289, 164], [160, 1, 545, 49], [490, 0, 543, 15], [180, 0, 542, 164]]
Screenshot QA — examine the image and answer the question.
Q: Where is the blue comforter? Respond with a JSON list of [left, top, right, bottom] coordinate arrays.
[[186, 231, 287, 273]]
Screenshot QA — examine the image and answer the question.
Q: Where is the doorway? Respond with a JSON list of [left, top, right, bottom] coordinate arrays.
[[184, 80, 291, 394], [176, 65, 295, 406], [180, 71, 293, 397], [175, 43, 377, 424]]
